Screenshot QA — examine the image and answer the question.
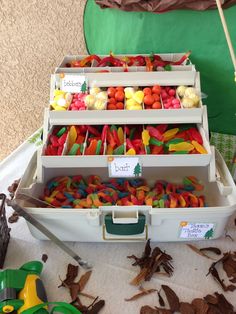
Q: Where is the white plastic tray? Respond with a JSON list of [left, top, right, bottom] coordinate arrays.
[[48, 72, 203, 125], [40, 124, 212, 168]]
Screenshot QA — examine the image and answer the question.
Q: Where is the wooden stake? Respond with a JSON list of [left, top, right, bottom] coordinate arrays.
[[215, 0, 236, 81]]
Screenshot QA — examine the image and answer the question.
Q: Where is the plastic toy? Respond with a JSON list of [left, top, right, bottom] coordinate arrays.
[[0, 261, 81, 314]]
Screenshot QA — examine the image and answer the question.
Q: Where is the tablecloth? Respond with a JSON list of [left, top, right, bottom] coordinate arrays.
[[0, 130, 236, 314]]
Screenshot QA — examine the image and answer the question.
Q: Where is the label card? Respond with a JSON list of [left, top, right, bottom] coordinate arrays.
[[60, 75, 87, 93], [179, 222, 215, 239], [108, 157, 142, 178]]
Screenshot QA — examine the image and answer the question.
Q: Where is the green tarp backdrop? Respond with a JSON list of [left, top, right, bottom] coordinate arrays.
[[84, 0, 236, 135]]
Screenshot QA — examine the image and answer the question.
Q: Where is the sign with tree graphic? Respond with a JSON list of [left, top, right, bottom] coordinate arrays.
[[108, 157, 142, 178], [133, 162, 141, 177], [60, 75, 87, 93]]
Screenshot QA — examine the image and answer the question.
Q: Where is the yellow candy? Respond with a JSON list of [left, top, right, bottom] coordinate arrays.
[[169, 142, 194, 152], [118, 127, 124, 144], [53, 89, 65, 96], [126, 148, 136, 155], [97, 91, 108, 101], [128, 105, 142, 110], [68, 126, 77, 150], [124, 87, 135, 99], [54, 106, 66, 111], [142, 130, 150, 146], [54, 94, 64, 102], [133, 91, 144, 104], [192, 140, 207, 154], [163, 128, 179, 141], [126, 98, 138, 108]]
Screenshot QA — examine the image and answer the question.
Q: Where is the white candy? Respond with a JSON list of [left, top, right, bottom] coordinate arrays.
[[57, 98, 66, 107], [96, 91, 108, 101], [90, 87, 101, 96], [188, 94, 200, 107], [181, 97, 195, 108], [176, 85, 187, 98], [184, 87, 198, 98], [94, 99, 106, 110], [85, 95, 96, 109]]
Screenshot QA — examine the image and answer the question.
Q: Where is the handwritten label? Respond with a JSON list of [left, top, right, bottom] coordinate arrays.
[[179, 222, 215, 239], [60, 75, 87, 93], [108, 157, 142, 178]]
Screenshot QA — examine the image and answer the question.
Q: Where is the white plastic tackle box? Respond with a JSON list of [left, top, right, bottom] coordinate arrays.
[[16, 53, 236, 242]]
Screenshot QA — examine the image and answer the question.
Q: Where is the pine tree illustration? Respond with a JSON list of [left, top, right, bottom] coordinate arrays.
[[81, 81, 87, 93], [133, 163, 141, 177], [204, 228, 214, 239]]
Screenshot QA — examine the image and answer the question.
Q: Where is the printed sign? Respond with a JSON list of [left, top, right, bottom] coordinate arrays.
[[108, 157, 142, 178], [179, 222, 215, 239], [60, 75, 87, 93]]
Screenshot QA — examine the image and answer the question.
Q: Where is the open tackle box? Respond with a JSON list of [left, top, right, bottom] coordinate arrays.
[[16, 54, 236, 242]]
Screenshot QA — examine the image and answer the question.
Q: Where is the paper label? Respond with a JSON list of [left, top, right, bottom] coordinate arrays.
[[60, 75, 87, 93], [108, 157, 142, 178], [179, 222, 215, 239]]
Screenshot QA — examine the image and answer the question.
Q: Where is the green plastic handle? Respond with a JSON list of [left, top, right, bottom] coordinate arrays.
[[22, 302, 81, 314]]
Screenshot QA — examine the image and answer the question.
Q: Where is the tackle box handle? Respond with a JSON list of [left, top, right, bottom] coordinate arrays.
[[104, 213, 146, 236]]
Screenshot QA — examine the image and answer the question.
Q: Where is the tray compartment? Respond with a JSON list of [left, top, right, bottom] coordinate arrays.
[[16, 150, 236, 242]]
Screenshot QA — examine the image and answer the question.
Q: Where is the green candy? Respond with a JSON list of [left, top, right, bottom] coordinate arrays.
[[145, 145, 151, 154], [110, 125, 117, 131], [113, 144, 124, 155], [149, 137, 163, 146], [165, 138, 184, 147], [159, 199, 165, 208], [178, 124, 195, 131], [56, 127, 67, 137], [129, 127, 136, 140], [171, 150, 189, 154], [95, 140, 102, 155], [66, 177, 72, 189], [68, 143, 80, 155], [164, 64, 172, 71]]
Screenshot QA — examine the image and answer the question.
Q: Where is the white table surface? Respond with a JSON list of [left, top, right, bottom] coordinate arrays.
[[1, 135, 236, 314]]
